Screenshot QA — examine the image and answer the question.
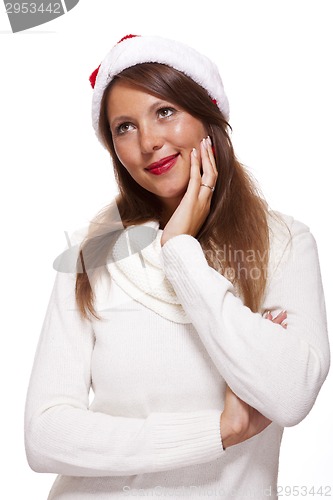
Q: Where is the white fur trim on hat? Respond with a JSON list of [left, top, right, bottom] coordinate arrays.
[[91, 35, 230, 145]]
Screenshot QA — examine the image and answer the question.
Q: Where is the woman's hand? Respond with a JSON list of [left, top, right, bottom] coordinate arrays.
[[220, 310, 288, 449], [264, 309, 288, 329], [220, 385, 272, 449], [160, 136, 217, 247]]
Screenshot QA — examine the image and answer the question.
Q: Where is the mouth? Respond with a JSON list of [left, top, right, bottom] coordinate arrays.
[[145, 153, 180, 176]]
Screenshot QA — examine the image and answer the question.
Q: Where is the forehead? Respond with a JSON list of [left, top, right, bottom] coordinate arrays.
[[106, 81, 166, 119]]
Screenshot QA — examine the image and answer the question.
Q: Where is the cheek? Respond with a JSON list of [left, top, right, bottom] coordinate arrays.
[[170, 119, 206, 148], [113, 141, 130, 167], [171, 123, 193, 147]]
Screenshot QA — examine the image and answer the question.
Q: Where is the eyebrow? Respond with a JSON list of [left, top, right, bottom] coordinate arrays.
[[109, 99, 173, 129]]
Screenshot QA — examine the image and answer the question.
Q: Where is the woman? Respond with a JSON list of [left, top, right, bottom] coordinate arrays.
[[25, 34, 330, 499]]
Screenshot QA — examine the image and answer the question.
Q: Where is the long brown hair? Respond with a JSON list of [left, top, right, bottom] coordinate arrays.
[[76, 63, 270, 319]]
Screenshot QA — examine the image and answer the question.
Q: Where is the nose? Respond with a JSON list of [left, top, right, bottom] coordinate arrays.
[[139, 124, 164, 154]]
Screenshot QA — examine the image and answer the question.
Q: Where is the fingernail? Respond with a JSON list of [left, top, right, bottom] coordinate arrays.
[[201, 138, 208, 149], [207, 135, 212, 146], [192, 148, 198, 158]]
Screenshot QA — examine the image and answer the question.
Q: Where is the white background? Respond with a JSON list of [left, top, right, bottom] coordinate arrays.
[[1, 0, 332, 498]]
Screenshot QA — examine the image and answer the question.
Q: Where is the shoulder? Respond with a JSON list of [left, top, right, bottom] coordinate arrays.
[[58, 196, 121, 266], [267, 210, 310, 240], [52, 226, 89, 276], [267, 210, 314, 251], [267, 210, 315, 277], [68, 226, 90, 247]]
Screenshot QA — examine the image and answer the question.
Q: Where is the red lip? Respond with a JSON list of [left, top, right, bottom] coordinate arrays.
[[145, 153, 180, 173]]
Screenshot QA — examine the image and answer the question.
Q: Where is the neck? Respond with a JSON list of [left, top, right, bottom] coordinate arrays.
[[159, 196, 182, 229]]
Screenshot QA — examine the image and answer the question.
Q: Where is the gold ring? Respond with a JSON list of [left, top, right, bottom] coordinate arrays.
[[200, 183, 215, 192]]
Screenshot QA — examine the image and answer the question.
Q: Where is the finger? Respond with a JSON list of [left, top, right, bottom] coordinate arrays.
[[272, 310, 287, 323], [206, 136, 218, 174], [199, 139, 217, 199], [186, 148, 203, 197], [264, 311, 273, 320], [201, 138, 217, 177]]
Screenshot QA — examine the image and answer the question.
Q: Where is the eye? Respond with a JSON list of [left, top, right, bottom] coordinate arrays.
[[115, 122, 134, 135], [157, 107, 175, 119]]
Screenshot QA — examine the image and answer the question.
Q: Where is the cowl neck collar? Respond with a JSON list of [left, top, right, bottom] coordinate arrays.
[[106, 220, 191, 324]]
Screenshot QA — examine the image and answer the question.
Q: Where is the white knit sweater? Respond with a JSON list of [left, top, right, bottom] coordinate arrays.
[[24, 211, 330, 500]]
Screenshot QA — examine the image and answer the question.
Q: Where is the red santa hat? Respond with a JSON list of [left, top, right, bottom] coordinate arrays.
[[90, 34, 230, 145]]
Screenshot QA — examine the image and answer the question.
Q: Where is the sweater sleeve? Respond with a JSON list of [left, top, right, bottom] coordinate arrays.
[[24, 269, 224, 478], [160, 216, 330, 428]]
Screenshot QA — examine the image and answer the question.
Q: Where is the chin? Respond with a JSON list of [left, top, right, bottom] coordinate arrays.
[[158, 186, 187, 198]]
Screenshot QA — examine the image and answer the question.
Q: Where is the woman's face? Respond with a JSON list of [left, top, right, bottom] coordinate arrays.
[[106, 80, 207, 208]]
